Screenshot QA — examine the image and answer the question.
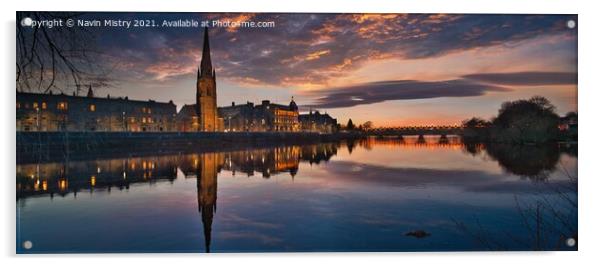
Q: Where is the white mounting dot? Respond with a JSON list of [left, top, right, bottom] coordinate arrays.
[[566, 237, 576, 247], [567, 20, 576, 29], [23, 240, 33, 249], [21, 17, 32, 27]]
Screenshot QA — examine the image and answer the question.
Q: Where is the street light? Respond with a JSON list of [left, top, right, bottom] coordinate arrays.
[[228, 116, 231, 132], [35, 107, 40, 131], [122, 111, 126, 132]]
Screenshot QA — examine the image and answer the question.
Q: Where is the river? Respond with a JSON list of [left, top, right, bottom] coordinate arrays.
[[16, 136, 577, 253]]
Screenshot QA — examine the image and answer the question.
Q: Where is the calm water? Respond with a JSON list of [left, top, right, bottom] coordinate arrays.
[[16, 136, 577, 253]]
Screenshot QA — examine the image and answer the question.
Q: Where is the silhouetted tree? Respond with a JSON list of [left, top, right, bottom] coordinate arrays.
[[346, 119, 356, 131], [564, 112, 577, 121], [462, 117, 491, 128], [362, 121, 373, 130], [462, 117, 492, 141], [491, 96, 560, 143]]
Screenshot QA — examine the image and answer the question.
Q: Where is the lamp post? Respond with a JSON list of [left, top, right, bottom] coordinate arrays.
[[122, 111, 127, 132], [35, 107, 40, 131]]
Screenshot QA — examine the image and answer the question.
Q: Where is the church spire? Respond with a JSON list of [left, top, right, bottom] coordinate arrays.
[[200, 26, 213, 78], [86, 84, 94, 98]]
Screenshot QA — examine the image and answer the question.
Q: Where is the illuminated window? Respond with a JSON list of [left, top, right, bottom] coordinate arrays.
[[148, 108, 152, 114], [16, 102, 20, 109], [58, 178, 68, 191], [33, 102, 38, 109], [57, 102, 68, 110], [41, 102, 47, 109], [89, 104, 96, 112], [142, 117, 147, 123]]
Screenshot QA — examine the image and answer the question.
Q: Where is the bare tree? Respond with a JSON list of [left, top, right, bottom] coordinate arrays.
[[454, 168, 577, 251], [16, 12, 111, 94]]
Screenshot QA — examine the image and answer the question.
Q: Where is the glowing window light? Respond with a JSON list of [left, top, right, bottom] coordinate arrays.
[[57, 102, 68, 110], [58, 179, 68, 191]]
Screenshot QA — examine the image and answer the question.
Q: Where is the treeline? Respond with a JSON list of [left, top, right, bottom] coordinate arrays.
[[341, 119, 373, 131], [462, 96, 577, 144]]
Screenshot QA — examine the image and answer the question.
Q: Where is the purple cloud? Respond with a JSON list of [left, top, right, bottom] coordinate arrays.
[[305, 79, 509, 109], [462, 71, 577, 86]]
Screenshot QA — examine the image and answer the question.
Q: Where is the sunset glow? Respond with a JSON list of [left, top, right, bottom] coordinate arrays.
[[21, 13, 577, 127]]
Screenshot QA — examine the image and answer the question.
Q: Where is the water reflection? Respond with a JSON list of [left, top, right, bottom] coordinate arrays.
[[195, 153, 219, 253], [461, 141, 577, 181], [17, 144, 340, 199], [16, 137, 577, 252], [17, 143, 340, 252]]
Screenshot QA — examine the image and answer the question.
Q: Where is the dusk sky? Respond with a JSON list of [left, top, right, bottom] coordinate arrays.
[[74, 13, 577, 126]]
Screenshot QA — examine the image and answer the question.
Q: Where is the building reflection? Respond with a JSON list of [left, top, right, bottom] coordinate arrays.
[[16, 143, 340, 253], [17, 138, 570, 252], [16, 143, 339, 199], [195, 153, 220, 253], [16, 155, 180, 199], [222, 146, 300, 178]]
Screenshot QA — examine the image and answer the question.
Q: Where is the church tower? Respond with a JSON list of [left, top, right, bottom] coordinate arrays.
[[196, 26, 218, 132]]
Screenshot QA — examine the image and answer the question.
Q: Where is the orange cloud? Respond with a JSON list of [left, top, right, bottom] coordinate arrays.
[[305, 50, 331, 61], [145, 62, 197, 81]]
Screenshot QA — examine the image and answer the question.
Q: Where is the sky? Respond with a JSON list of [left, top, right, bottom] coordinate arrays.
[[42, 12, 579, 126]]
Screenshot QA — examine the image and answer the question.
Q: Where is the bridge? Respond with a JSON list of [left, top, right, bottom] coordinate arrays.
[[366, 125, 464, 141]]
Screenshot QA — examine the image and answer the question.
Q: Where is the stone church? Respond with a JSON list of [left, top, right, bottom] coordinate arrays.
[[17, 27, 337, 134], [194, 27, 223, 132], [177, 27, 300, 133]]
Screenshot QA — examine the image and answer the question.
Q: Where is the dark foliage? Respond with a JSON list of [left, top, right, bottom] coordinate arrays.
[[484, 143, 560, 181], [490, 96, 560, 143], [462, 96, 564, 144]]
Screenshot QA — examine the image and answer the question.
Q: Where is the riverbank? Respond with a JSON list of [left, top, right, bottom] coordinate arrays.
[[16, 131, 365, 164]]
